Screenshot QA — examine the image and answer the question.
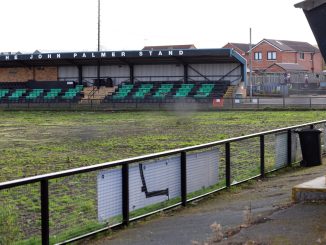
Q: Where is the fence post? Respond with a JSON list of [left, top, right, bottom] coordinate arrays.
[[225, 143, 231, 187], [287, 129, 292, 167], [41, 180, 50, 245], [122, 164, 129, 226], [257, 98, 260, 109], [181, 151, 187, 206], [260, 135, 265, 178], [309, 97, 312, 109], [283, 96, 285, 108]]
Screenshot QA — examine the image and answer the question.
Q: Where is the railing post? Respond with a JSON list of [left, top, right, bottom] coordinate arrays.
[[283, 96, 285, 108], [181, 151, 187, 206], [225, 143, 231, 187], [41, 180, 49, 245], [122, 164, 129, 226], [309, 97, 312, 109], [260, 135, 265, 178], [287, 129, 292, 167]]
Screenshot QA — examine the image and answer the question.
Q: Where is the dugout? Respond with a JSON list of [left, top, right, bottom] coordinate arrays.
[[0, 48, 247, 88]]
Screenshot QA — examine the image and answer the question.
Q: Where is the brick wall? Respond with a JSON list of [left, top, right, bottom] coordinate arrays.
[[251, 42, 282, 71], [312, 52, 323, 73], [264, 64, 285, 73], [0, 67, 58, 82], [34, 67, 58, 81]]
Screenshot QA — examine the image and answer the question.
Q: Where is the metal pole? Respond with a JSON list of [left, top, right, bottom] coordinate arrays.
[[41, 180, 49, 245], [181, 151, 187, 206], [225, 143, 231, 187], [249, 28, 253, 101], [97, 0, 101, 52], [260, 135, 265, 178], [122, 164, 129, 226], [287, 130, 292, 167]]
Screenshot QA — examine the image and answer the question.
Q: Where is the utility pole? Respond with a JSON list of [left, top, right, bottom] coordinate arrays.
[[97, 0, 101, 52], [97, 0, 101, 87], [249, 27, 253, 100]]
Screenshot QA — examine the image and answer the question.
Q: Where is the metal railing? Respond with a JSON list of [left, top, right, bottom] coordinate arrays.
[[2, 96, 326, 111], [0, 120, 325, 244]]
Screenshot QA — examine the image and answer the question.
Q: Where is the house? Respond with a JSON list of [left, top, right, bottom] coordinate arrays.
[[223, 39, 323, 74], [223, 43, 252, 60]]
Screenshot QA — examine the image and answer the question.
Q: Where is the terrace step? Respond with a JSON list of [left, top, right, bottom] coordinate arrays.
[[82, 86, 117, 101], [223, 86, 236, 98]]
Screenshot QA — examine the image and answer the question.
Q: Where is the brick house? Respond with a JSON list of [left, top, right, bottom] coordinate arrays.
[[223, 43, 251, 61], [223, 39, 323, 74]]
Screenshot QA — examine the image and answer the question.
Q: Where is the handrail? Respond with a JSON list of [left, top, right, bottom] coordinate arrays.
[[88, 86, 98, 98], [0, 119, 325, 190]]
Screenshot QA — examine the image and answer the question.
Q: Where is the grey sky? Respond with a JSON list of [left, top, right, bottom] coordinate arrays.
[[0, 0, 315, 53]]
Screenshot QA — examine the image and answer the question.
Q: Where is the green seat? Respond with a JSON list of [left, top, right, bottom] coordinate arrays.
[[44, 88, 61, 100], [173, 84, 194, 98], [194, 84, 214, 98], [132, 84, 153, 99], [8, 89, 26, 100], [112, 83, 134, 99]]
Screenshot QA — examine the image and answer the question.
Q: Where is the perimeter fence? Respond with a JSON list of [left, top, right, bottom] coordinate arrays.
[[0, 120, 326, 244]]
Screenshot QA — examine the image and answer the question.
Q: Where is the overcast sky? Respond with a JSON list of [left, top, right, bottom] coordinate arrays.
[[0, 0, 314, 53]]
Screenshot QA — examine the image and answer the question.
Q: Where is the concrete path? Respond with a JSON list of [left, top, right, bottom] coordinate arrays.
[[85, 163, 326, 245]]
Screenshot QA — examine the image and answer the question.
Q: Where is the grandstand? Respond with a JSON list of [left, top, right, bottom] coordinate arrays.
[[0, 48, 246, 104], [108, 80, 230, 102]]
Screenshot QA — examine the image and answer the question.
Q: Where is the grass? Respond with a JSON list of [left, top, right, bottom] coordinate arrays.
[[0, 110, 325, 244]]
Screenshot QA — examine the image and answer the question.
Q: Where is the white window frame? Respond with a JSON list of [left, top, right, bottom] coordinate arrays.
[[267, 51, 277, 60], [254, 52, 262, 60]]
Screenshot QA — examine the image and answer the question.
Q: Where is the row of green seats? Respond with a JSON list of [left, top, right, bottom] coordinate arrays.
[[9, 89, 26, 100], [0, 89, 9, 98], [113, 84, 134, 99], [153, 84, 173, 98], [44, 88, 62, 100], [133, 84, 153, 99], [174, 84, 194, 98], [194, 84, 215, 98], [26, 89, 44, 100]]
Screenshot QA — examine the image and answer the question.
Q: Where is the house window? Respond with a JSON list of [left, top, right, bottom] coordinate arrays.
[[254, 52, 262, 60], [267, 51, 277, 60], [299, 52, 304, 60]]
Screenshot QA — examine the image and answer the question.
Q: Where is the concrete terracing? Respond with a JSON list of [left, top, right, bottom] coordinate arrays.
[[293, 176, 326, 203]]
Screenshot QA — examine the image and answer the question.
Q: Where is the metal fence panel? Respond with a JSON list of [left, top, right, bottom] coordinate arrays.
[[97, 167, 122, 222], [275, 132, 288, 169], [128, 156, 181, 215], [186, 148, 219, 194]]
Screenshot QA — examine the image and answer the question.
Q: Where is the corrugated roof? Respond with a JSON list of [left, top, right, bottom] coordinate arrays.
[[142, 44, 196, 50], [263, 39, 319, 53]]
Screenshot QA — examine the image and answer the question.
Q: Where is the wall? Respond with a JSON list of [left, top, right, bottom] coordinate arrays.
[[0, 67, 57, 82], [251, 42, 282, 71], [134, 64, 183, 82]]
